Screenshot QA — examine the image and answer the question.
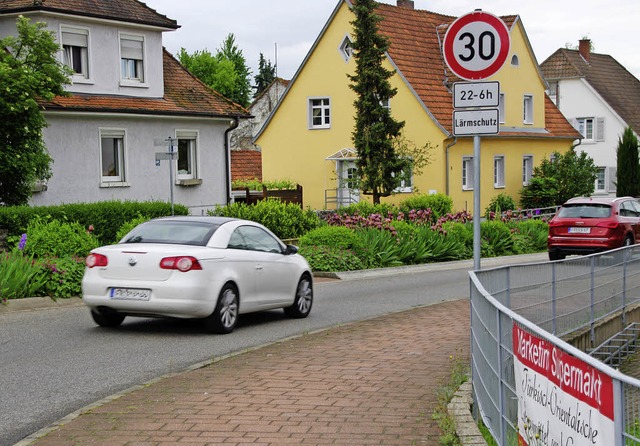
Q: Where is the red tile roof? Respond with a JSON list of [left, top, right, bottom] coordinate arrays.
[[41, 49, 249, 119], [230, 150, 262, 181], [541, 48, 640, 134], [0, 0, 178, 29], [374, 3, 579, 139]]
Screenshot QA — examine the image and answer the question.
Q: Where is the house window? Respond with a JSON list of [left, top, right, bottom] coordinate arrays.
[[498, 93, 505, 124], [523, 95, 533, 124], [494, 156, 505, 188], [309, 98, 331, 129], [522, 155, 533, 186], [576, 117, 605, 142], [595, 167, 606, 192], [339, 35, 353, 62], [100, 129, 126, 183], [176, 130, 198, 181], [394, 164, 413, 193], [61, 26, 89, 79], [462, 157, 474, 190], [120, 34, 145, 83]]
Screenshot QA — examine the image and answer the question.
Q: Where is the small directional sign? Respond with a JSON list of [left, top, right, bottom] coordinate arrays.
[[452, 109, 499, 136], [155, 152, 178, 161], [453, 81, 499, 108]]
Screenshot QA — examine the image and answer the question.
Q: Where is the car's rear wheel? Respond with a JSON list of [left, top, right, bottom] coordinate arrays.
[[90, 309, 125, 327], [623, 235, 634, 247], [548, 250, 565, 261], [204, 283, 239, 334], [284, 274, 313, 318]]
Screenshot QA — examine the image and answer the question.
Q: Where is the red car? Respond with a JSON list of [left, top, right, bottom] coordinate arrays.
[[547, 196, 640, 261]]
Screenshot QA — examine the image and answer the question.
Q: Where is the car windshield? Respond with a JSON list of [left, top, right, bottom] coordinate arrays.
[[120, 220, 220, 246], [557, 204, 612, 219]]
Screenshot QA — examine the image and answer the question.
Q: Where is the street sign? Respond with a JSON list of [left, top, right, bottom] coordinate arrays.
[[443, 11, 511, 80], [155, 152, 178, 161], [453, 81, 500, 108], [452, 109, 499, 136]]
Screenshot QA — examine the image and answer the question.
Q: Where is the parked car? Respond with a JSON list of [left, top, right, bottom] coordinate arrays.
[[547, 196, 640, 261], [82, 216, 313, 334]]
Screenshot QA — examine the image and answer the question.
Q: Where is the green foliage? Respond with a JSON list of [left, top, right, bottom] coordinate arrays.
[[348, 0, 406, 204], [39, 256, 85, 298], [298, 245, 365, 272], [399, 193, 453, 221], [254, 53, 276, 97], [24, 217, 99, 258], [485, 193, 517, 218], [355, 228, 403, 268], [335, 201, 397, 218], [441, 222, 473, 258], [616, 127, 640, 197], [0, 250, 47, 301], [114, 215, 151, 243], [178, 33, 251, 107], [509, 219, 549, 254], [298, 226, 366, 257], [522, 149, 597, 206], [480, 221, 515, 257], [432, 354, 470, 446], [0, 16, 71, 206], [519, 177, 560, 209], [0, 200, 186, 245], [210, 199, 321, 239], [231, 178, 297, 191]]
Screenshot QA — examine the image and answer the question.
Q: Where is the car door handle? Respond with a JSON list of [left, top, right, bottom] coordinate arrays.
[[256, 264, 263, 270]]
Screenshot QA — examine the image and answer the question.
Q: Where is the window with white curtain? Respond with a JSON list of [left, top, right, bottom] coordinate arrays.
[[62, 26, 89, 79], [120, 34, 145, 83]]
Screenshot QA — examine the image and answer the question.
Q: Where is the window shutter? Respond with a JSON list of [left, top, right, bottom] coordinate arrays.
[[62, 31, 87, 47], [121, 36, 143, 60], [608, 166, 617, 192], [596, 117, 605, 141]]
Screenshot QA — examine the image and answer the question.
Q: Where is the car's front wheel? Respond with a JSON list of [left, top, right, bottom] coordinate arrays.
[[204, 283, 239, 334], [90, 309, 125, 327], [284, 274, 313, 318]]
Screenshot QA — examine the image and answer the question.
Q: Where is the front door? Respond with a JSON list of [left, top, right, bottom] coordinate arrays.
[[338, 160, 359, 207]]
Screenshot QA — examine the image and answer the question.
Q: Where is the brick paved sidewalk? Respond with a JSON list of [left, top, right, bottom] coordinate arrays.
[[31, 299, 470, 446]]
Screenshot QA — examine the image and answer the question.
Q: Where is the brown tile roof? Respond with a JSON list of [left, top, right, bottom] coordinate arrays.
[[374, 3, 578, 139], [541, 48, 640, 134], [230, 149, 262, 181], [0, 0, 178, 29], [41, 49, 250, 118]]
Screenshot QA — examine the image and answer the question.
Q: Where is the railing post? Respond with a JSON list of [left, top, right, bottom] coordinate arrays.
[[497, 307, 507, 446], [590, 256, 596, 344], [623, 247, 629, 325], [552, 262, 557, 335], [613, 378, 624, 445]]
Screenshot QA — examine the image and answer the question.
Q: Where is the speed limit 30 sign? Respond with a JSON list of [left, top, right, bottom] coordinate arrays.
[[443, 11, 511, 80]]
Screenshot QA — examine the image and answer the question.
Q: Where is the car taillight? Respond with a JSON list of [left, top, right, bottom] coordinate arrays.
[[86, 253, 108, 268], [159, 256, 202, 272], [596, 221, 619, 229]]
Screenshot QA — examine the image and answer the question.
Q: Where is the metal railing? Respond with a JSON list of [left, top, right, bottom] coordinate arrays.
[[469, 245, 640, 445]]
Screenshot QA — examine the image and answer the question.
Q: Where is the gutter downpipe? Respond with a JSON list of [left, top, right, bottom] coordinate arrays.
[[224, 116, 240, 205], [445, 137, 458, 196]]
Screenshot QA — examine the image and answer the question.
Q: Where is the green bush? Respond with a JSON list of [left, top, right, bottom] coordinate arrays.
[[480, 221, 515, 257], [298, 245, 365, 272], [210, 199, 321, 239], [39, 256, 85, 298], [519, 177, 560, 209], [114, 215, 152, 243], [485, 193, 517, 219], [510, 219, 549, 253], [0, 251, 47, 301], [399, 193, 452, 221], [24, 217, 99, 258], [355, 228, 403, 268], [299, 226, 370, 266], [335, 201, 397, 218], [440, 222, 473, 258]]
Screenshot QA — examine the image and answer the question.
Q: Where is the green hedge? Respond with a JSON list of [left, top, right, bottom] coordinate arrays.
[[0, 201, 188, 245]]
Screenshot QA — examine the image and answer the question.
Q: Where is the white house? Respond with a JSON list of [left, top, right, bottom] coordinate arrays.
[[541, 39, 640, 196], [0, 0, 249, 214]]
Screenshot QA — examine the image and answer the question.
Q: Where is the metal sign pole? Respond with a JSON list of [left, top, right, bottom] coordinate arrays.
[[167, 137, 175, 216], [473, 134, 481, 271]]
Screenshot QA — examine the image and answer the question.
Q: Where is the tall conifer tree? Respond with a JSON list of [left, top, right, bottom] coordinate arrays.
[[616, 127, 640, 197]]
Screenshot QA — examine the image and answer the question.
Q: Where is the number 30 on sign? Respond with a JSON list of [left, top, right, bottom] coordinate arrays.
[[443, 11, 511, 81]]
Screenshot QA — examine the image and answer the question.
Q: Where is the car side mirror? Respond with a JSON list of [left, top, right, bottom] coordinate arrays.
[[284, 244, 299, 255]]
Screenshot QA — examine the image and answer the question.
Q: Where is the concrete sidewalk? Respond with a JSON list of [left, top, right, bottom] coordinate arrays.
[[22, 299, 470, 446]]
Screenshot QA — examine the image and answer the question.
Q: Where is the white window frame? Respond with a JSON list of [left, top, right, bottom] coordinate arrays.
[[462, 156, 474, 191], [100, 128, 128, 186], [119, 33, 146, 85], [523, 94, 533, 124], [522, 155, 533, 186], [494, 156, 505, 188], [175, 130, 199, 182], [498, 93, 505, 124], [595, 167, 606, 193], [61, 25, 91, 82], [338, 34, 353, 62], [308, 97, 331, 129], [577, 117, 604, 142], [393, 162, 413, 193]]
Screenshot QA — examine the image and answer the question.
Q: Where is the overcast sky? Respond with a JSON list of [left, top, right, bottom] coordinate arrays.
[[144, 0, 640, 83]]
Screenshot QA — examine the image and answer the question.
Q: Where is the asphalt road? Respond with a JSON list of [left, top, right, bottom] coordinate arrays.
[[0, 253, 546, 445]]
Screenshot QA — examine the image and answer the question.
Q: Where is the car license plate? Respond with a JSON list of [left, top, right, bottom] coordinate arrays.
[[109, 288, 151, 301], [568, 227, 591, 234]]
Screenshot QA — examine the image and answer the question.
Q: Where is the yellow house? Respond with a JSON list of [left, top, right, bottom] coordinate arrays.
[[255, 0, 580, 212]]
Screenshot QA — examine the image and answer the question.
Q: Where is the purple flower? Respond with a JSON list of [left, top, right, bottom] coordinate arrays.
[[18, 233, 27, 251]]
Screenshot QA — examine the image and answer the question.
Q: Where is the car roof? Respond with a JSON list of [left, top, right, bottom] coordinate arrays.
[[564, 196, 636, 205], [151, 216, 239, 224]]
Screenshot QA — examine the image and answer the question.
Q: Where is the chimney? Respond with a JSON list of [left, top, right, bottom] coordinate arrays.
[[397, 0, 414, 9], [579, 39, 591, 63]]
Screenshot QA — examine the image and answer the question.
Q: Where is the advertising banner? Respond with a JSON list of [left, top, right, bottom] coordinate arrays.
[[513, 325, 615, 445]]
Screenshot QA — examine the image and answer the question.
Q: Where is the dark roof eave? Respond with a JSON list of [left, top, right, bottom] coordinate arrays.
[[42, 106, 250, 119], [2, 6, 180, 29]]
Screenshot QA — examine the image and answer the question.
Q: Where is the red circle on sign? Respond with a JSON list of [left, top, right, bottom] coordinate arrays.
[[443, 11, 511, 80]]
